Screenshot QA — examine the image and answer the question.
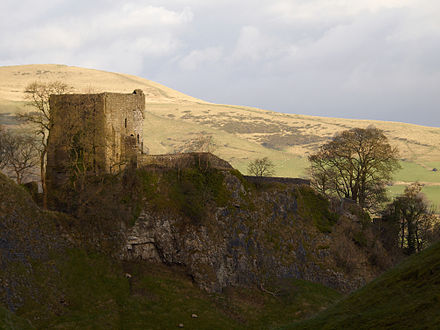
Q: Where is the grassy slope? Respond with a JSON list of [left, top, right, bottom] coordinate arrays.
[[0, 171, 341, 329], [390, 161, 440, 210], [1, 64, 439, 206], [0, 307, 32, 329], [144, 111, 309, 178], [394, 161, 440, 183], [285, 241, 440, 330], [1, 251, 341, 329]]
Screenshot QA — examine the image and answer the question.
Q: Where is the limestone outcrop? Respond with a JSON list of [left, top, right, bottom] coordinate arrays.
[[120, 168, 388, 293]]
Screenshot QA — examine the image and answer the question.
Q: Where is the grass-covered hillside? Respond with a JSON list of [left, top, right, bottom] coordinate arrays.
[[286, 240, 440, 330], [1, 64, 439, 209], [2, 167, 439, 329], [1, 170, 348, 329]]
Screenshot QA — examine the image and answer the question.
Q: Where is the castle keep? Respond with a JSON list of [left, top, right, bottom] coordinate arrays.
[[47, 89, 145, 188], [46, 88, 304, 194]]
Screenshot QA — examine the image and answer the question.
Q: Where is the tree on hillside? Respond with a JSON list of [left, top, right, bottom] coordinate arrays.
[[19, 81, 72, 207], [0, 127, 39, 184], [248, 157, 275, 177], [382, 183, 437, 255], [308, 127, 400, 212], [4, 133, 39, 184]]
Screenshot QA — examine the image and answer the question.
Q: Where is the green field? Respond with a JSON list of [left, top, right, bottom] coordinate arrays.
[[389, 184, 440, 212], [388, 160, 440, 211], [394, 161, 440, 183]]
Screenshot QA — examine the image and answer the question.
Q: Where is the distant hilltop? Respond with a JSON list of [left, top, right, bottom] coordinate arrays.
[[0, 64, 202, 103]]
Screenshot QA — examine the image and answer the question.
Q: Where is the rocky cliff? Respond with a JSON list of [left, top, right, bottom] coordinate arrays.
[[0, 164, 393, 328], [119, 166, 390, 293]]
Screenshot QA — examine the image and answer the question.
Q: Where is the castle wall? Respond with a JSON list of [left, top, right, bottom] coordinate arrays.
[[47, 94, 107, 189], [140, 152, 233, 170], [103, 89, 145, 170], [243, 176, 311, 186], [47, 90, 145, 190]]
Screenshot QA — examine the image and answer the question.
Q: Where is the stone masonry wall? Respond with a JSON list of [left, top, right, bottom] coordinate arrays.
[[244, 176, 310, 186], [47, 90, 145, 189], [47, 94, 106, 189], [103, 90, 145, 170], [140, 152, 233, 170]]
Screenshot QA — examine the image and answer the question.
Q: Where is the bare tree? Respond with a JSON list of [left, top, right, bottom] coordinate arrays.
[[1, 129, 38, 184], [248, 157, 275, 177], [19, 81, 72, 207]]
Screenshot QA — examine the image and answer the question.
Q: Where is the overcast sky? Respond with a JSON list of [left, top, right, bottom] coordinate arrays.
[[1, 0, 439, 127]]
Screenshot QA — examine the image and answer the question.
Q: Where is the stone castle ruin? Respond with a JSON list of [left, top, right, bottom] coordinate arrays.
[[46, 89, 232, 190], [47, 89, 145, 189], [46, 89, 308, 191]]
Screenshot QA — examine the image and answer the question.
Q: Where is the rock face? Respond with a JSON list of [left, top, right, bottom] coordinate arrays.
[[121, 168, 386, 293]]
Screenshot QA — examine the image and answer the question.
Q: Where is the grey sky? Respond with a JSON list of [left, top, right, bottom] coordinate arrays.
[[1, 0, 439, 126]]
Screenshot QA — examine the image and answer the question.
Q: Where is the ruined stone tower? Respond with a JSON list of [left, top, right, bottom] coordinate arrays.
[[46, 89, 145, 189]]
